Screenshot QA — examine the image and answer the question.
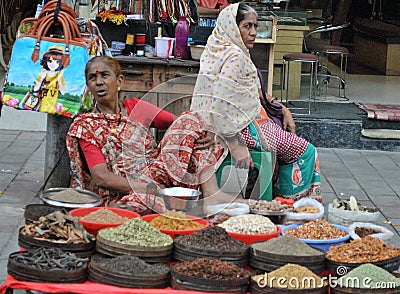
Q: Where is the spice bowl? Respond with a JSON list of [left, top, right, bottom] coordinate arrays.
[[69, 207, 140, 237], [159, 187, 201, 212], [227, 225, 281, 245], [281, 224, 350, 252], [142, 214, 210, 238]]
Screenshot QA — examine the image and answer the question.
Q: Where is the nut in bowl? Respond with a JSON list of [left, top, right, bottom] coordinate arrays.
[[218, 214, 280, 244], [68, 207, 140, 237]]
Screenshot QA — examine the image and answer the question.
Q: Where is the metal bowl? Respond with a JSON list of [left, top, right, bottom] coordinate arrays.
[[159, 187, 201, 211], [40, 188, 101, 209]]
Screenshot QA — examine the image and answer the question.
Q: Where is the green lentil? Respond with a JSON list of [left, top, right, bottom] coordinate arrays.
[[251, 235, 323, 256], [98, 218, 173, 247], [336, 264, 400, 289]]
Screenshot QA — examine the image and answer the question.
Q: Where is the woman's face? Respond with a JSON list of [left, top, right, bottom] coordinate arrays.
[[238, 13, 258, 49], [47, 56, 61, 71], [86, 60, 123, 105]]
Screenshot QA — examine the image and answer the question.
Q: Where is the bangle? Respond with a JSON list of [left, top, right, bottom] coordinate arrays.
[[270, 97, 278, 103]]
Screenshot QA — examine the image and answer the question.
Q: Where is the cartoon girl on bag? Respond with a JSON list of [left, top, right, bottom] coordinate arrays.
[[33, 46, 66, 114]]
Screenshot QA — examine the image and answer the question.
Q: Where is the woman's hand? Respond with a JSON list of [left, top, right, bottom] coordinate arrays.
[[265, 93, 296, 133], [227, 139, 253, 169], [194, 131, 215, 150], [279, 103, 296, 133]]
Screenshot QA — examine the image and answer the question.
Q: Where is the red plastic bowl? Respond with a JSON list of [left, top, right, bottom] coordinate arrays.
[[69, 207, 140, 237], [227, 225, 281, 245], [142, 214, 210, 238]]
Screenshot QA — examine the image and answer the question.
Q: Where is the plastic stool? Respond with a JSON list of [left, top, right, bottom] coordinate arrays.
[[281, 53, 319, 115], [215, 150, 273, 201], [318, 45, 349, 100]]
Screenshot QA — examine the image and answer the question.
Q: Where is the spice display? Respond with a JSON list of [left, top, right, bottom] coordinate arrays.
[[20, 211, 94, 243], [91, 254, 169, 275], [293, 206, 320, 213], [250, 200, 292, 212], [336, 263, 400, 288], [46, 190, 95, 204], [251, 235, 323, 256], [174, 226, 248, 252], [98, 218, 173, 247], [172, 258, 250, 280], [252, 264, 328, 289], [355, 227, 378, 238], [284, 219, 347, 240], [149, 211, 204, 230], [326, 235, 400, 263], [218, 214, 276, 234], [80, 209, 129, 224], [9, 247, 88, 271]]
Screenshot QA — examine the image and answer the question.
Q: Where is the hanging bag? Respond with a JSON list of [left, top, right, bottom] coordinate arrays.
[[1, 0, 91, 118]]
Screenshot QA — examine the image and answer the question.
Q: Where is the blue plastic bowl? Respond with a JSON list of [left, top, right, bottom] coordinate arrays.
[[281, 223, 350, 252]]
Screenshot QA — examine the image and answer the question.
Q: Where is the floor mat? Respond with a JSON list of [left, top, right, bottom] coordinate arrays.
[[355, 102, 400, 121]]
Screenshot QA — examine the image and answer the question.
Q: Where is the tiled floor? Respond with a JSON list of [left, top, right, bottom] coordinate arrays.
[[307, 63, 400, 105]]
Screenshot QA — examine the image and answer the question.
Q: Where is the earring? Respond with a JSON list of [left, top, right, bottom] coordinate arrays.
[[117, 86, 121, 91]]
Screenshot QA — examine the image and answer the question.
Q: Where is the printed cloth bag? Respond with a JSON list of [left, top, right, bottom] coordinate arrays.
[[1, 1, 91, 118]]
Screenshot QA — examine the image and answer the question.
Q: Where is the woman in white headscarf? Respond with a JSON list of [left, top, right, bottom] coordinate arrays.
[[191, 2, 321, 201]]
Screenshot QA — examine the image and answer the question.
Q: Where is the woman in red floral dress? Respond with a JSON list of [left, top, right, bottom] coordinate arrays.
[[66, 56, 239, 213]]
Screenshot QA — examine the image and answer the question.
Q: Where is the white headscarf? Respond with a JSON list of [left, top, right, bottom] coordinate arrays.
[[191, 3, 261, 137]]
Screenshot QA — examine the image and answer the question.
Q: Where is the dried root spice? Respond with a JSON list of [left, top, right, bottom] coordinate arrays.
[[9, 247, 88, 271], [251, 235, 323, 256], [326, 235, 400, 263], [284, 219, 347, 240], [81, 209, 129, 224], [21, 211, 94, 244], [149, 211, 204, 230], [172, 258, 250, 280], [252, 264, 328, 289]]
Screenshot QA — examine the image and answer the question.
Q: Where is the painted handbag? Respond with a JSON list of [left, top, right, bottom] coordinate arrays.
[[1, 0, 91, 118]]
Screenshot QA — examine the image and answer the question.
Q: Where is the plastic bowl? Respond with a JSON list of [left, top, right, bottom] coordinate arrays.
[[69, 207, 140, 237], [142, 214, 210, 238], [281, 224, 350, 252], [227, 225, 281, 245], [190, 45, 205, 61]]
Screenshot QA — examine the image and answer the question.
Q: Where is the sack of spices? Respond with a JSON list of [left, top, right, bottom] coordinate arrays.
[[327, 196, 380, 226], [285, 197, 324, 223], [348, 222, 394, 241]]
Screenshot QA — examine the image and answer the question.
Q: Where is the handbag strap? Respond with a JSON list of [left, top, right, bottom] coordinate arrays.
[[31, 13, 72, 68], [39, 0, 78, 19]]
